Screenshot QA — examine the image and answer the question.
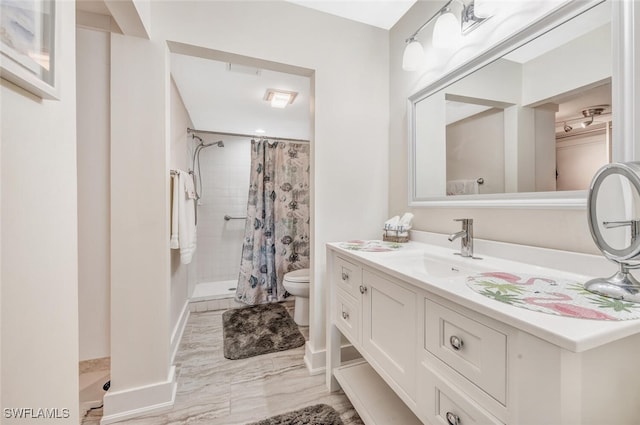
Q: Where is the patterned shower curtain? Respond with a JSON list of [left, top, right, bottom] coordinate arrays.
[[236, 140, 310, 305]]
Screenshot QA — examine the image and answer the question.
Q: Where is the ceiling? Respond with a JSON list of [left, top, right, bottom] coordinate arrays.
[[171, 54, 311, 139], [285, 0, 416, 29], [77, 1, 417, 139], [76, 0, 417, 29]]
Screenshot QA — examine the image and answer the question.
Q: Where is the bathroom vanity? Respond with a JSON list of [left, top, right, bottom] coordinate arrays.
[[326, 234, 640, 425]]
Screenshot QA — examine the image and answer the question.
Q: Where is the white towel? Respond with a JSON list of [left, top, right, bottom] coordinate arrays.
[[384, 215, 400, 231], [170, 171, 197, 264], [399, 212, 414, 230], [446, 179, 479, 195]]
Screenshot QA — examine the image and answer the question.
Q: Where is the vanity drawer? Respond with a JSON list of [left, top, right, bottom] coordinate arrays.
[[419, 363, 504, 425], [335, 289, 360, 344], [425, 299, 507, 404], [334, 256, 363, 297]]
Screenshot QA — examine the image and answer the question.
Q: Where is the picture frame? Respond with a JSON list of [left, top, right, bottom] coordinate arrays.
[[0, 0, 59, 100]]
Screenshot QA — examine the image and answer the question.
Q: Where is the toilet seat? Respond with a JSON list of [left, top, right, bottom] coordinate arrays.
[[284, 268, 309, 283]]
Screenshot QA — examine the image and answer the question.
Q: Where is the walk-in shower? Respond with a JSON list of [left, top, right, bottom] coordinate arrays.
[[187, 130, 251, 302]]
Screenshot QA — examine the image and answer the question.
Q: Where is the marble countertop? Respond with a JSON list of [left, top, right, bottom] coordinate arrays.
[[327, 236, 640, 353]]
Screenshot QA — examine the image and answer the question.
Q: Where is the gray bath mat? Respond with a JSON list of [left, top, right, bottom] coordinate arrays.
[[247, 404, 344, 425], [222, 303, 305, 360]]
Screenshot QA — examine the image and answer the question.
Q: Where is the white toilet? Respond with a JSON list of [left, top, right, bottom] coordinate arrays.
[[283, 268, 310, 326]]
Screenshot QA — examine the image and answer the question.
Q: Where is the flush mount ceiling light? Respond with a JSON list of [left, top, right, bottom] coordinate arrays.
[[264, 89, 298, 108], [402, 0, 489, 71]]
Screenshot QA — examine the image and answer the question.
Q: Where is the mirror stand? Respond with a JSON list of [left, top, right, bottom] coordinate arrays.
[[585, 262, 640, 303], [586, 162, 640, 303]]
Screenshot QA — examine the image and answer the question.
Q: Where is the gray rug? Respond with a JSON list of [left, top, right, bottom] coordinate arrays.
[[247, 404, 344, 425], [222, 303, 305, 360]]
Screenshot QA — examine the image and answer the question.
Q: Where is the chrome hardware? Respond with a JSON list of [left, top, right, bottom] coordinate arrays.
[[448, 218, 474, 258], [341, 272, 349, 281], [342, 311, 349, 320], [449, 335, 463, 351], [446, 411, 460, 425], [359, 285, 368, 294]]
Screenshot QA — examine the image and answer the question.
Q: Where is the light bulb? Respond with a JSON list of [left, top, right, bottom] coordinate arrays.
[[402, 38, 425, 71], [433, 8, 462, 49]]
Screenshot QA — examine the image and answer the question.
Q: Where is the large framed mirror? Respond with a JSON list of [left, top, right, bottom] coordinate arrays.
[[409, 0, 620, 208]]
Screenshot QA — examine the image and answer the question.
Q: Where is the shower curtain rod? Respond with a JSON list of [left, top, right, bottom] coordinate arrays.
[[187, 128, 310, 143]]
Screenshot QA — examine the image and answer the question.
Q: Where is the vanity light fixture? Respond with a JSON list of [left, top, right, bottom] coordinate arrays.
[[563, 122, 573, 133], [263, 89, 298, 108], [473, 0, 499, 19], [402, 0, 489, 71]]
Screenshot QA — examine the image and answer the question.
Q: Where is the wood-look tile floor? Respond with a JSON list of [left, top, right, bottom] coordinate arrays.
[[83, 303, 363, 424]]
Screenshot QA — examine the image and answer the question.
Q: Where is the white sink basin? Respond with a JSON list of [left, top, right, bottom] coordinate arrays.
[[383, 252, 495, 279]]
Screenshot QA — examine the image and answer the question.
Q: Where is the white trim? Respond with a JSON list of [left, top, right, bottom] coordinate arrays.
[[170, 300, 190, 364], [612, 0, 638, 162], [304, 341, 326, 375], [305, 341, 363, 375], [409, 191, 587, 209], [100, 366, 177, 425]]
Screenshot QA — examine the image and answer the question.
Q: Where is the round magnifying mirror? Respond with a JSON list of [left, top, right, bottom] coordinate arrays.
[[585, 162, 640, 302]]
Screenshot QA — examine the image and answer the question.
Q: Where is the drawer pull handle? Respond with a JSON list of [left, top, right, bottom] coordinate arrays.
[[342, 311, 349, 320], [359, 285, 368, 294], [449, 335, 464, 351], [446, 411, 460, 425], [341, 272, 349, 281]]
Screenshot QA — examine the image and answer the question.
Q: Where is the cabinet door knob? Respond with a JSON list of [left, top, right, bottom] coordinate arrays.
[[446, 411, 460, 425], [341, 272, 349, 281], [449, 335, 464, 351], [359, 285, 368, 294], [342, 311, 349, 320]]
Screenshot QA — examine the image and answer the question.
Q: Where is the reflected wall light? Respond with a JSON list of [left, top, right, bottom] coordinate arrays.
[[402, 0, 490, 71], [473, 0, 500, 19]]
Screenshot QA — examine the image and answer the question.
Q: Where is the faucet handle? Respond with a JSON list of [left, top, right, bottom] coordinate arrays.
[[454, 218, 473, 224]]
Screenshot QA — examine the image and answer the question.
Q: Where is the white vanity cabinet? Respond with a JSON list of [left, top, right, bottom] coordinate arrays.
[[326, 244, 640, 425], [330, 256, 418, 413]]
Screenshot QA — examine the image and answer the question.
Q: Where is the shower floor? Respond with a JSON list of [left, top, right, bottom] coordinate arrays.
[[191, 280, 237, 302]]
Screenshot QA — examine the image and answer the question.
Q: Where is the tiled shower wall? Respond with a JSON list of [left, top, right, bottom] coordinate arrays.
[[194, 135, 251, 285]]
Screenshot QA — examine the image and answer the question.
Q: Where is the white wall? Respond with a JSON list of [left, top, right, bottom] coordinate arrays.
[[169, 77, 194, 335], [195, 135, 251, 286], [104, 33, 175, 420], [446, 110, 505, 194], [0, 1, 79, 422], [390, 0, 602, 254], [77, 27, 111, 362]]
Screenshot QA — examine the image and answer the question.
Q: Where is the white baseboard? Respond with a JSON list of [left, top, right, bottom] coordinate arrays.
[[304, 342, 362, 376], [304, 342, 326, 375], [171, 301, 190, 364], [100, 366, 177, 425]]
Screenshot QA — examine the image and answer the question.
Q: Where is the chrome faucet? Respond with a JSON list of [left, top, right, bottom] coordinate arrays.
[[448, 218, 474, 258]]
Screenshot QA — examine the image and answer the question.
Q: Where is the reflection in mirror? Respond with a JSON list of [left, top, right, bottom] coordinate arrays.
[[595, 173, 640, 251], [412, 0, 611, 201]]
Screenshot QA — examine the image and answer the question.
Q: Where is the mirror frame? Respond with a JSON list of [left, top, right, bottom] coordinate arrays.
[[408, 0, 633, 209]]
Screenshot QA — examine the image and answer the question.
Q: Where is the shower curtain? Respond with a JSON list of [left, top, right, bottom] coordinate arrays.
[[236, 140, 310, 305]]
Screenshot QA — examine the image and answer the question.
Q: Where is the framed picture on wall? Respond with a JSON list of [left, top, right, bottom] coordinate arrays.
[[0, 0, 59, 100]]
